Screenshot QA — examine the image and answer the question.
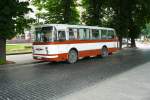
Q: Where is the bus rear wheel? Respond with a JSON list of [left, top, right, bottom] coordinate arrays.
[[101, 47, 109, 57], [67, 50, 78, 64]]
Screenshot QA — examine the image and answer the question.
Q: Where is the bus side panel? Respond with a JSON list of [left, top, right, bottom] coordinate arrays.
[[57, 41, 118, 58]]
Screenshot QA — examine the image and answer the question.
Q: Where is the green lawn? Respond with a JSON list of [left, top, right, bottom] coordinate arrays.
[[0, 58, 5, 65], [6, 43, 32, 54]]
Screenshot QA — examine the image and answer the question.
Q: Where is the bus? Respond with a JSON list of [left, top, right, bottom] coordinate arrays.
[[32, 24, 119, 63]]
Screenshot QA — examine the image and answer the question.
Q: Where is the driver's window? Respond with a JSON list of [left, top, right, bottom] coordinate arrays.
[[107, 30, 115, 39], [58, 31, 66, 41], [43, 32, 52, 42]]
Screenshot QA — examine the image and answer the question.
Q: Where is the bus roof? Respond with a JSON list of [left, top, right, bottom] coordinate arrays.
[[34, 24, 115, 30]]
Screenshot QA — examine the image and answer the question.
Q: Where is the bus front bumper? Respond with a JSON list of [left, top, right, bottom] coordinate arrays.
[[33, 54, 67, 62], [33, 55, 58, 59]]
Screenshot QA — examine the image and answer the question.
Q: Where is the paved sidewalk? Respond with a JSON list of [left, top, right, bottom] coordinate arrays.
[[6, 54, 38, 65], [58, 62, 150, 100], [136, 42, 150, 49]]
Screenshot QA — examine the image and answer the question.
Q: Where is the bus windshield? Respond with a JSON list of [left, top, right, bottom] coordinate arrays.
[[34, 26, 53, 42]]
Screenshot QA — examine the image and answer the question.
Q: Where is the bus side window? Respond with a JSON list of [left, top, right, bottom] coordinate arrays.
[[101, 30, 107, 39], [69, 29, 75, 40], [107, 30, 115, 39], [92, 29, 99, 40], [84, 29, 90, 40], [73, 29, 78, 40], [58, 31, 66, 41], [78, 29, 86, 40]]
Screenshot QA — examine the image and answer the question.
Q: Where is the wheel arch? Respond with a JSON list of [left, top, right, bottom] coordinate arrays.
[[101, 45, 108, 49], [69, 48, 79, 55]]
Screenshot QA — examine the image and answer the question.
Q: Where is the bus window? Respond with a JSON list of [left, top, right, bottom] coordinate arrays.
[[73, 29, 78, 39], [58, 31, 66, 41], [78, 29, 87, 40], [42, 27, 53, 42], [107, 30, 115, 39], [34, 27, 53, 42], [69, 29, 75, 40], [92, 29, 99, 40], [84, 29, 90, 40], [101, 30, 107, 39], [34, 28, 42, 42], [43, 33, 50, 42]]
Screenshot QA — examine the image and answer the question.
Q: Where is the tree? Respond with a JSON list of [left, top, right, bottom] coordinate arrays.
[[32, 0, 79, 24], [107, 0, 131, 49], [82, 0, 133, 48], [0, 0, 31, 64], [127, 0, 150, 47], [82, 0, 105, 26], [109, 0, 150, 48], [142, 23, 150, 39]]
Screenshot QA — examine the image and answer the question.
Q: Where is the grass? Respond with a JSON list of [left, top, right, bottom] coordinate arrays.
[[6, 43, 32, 55], [0, 58, 5, 65]]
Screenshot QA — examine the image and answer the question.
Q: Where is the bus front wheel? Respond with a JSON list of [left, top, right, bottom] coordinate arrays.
[[67, 50, 78, 64]]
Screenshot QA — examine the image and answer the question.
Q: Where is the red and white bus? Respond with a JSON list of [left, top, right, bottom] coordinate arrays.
[[32, 24, 119, 63]]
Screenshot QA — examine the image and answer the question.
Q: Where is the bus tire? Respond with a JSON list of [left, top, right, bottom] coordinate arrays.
[[101, 47, 109, 58], [67, 49, 78, 64]]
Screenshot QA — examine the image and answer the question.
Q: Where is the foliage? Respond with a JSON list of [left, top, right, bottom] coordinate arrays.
[[142, 24, 150, 37], [16, 17, 35, 34], [108, 0, 129, 38], [106, 0, 150, 47], [32, 0, 79, 24], [81, 0, 105, 26], [0, 58, 5, 65], [126, 0, 150, 38], [0, 0, 32, 39]]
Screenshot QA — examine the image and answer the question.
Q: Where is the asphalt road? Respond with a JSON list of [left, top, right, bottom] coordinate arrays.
[[1, 47, 150, 100]]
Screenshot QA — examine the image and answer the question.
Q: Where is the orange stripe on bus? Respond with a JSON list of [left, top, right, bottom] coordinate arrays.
[[33, 39, 118, 45]]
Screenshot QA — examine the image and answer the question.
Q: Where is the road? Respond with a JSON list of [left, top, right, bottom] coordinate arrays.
[[1, 47, 150, 100]]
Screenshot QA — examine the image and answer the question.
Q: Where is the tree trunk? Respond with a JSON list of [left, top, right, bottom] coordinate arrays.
[[118, 36, 123, 49], [63, 0, 71, 23], [131, 37, 136, 48], [0, 37, 6, 64]]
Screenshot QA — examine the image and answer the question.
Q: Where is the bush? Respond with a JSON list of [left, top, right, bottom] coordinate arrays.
[[24, 46, 32, 49]]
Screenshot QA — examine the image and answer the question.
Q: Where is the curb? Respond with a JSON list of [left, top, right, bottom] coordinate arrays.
[[0, 61, 47, 69], [6, 52, 32, 55]]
